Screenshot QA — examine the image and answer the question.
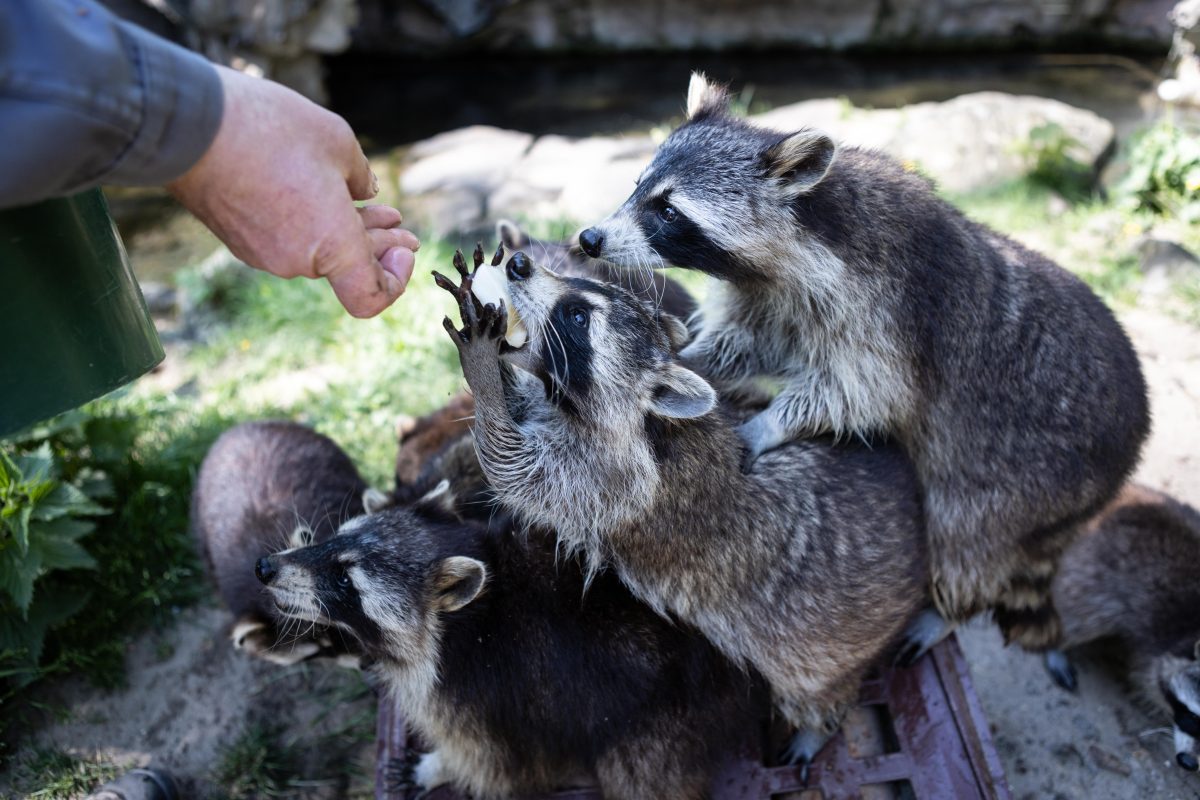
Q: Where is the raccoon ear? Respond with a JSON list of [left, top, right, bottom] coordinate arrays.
[[496, 219, 527, 251], [764, 130, 836, 195], [686, 71, 729, 120], [362, 488, 392, 515], [650, 362, 717, 420], [415, 479, 459, 519], [657, 311, 690, 351], [433, 556, 487, 612]]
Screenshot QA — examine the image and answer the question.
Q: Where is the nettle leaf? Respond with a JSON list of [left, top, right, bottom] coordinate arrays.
[[0, 543, 42, 614], [0, 590, 90, 677], [0, 448, 18, 491], [77, 471, 115, 502], [32, 482, 107, 521], [33, 533, 97, 572], [35, 517, 96, 542], [7, 505, 33, 556], [15, 443, 55, 486]]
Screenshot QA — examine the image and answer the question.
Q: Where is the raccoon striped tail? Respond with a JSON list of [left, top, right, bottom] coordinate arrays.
[[994, 560, 1062, 651]]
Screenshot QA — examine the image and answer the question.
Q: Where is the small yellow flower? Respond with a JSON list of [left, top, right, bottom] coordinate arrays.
[[1120, 221, 1141, 239], [239, 339, 251, 352], [1186, 174, 1200, 193], [902, 160, 918, 173]]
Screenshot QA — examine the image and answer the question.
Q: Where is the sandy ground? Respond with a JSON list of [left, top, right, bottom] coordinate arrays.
[[4, 305, 1199, 799]]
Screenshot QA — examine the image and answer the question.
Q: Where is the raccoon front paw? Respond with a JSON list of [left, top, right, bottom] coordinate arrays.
[[435, 246, 508, 369]]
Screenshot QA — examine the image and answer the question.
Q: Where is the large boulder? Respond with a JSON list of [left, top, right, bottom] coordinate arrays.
[[395, 92, 1116, 235], [353, 0, 1175, 54], [756, 92, 1115, 193]]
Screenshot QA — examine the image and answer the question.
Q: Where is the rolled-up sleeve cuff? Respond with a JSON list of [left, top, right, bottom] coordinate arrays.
[[105, 20, 223, 187]]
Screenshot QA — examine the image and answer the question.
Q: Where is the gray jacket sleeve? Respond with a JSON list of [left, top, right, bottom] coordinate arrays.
[[0, 0, 224, 208]]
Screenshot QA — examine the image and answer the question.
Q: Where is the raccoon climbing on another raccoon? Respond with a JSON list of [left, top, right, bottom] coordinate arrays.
[[578, 73, 1149, 659], [435, 247, 927, 773], [1043, 484, 1200, 772], [192, 420, 366, 663]]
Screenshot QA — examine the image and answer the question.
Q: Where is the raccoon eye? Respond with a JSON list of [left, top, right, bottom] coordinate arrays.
[[336, 571, 352, 589], [569, 307, 589, 328], [658, 205, 678, 223]]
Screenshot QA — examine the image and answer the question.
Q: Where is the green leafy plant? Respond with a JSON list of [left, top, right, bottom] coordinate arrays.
[[1013, 122, 1095, 202], [0, 441, 108, 687], [1119, 119, 1200, 222]]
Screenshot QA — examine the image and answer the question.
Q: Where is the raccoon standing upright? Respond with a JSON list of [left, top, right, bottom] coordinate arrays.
[[436, 248, 928, 770], [1043, 484, 1200, 772], [578, 73, 1150, 656]]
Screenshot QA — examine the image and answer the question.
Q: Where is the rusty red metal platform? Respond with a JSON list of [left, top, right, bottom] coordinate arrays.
[[375, 634, 1010, 800]]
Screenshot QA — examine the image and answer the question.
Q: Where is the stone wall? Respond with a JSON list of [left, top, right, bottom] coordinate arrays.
[[353, 0, 1176, 54]]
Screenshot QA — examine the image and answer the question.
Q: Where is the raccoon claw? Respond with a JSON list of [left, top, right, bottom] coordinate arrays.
[[386, 749, 423, 793], [1044, 649, 1078, 692], [779, 729, 825, 786], [1178, 752, 1199, 772], [895, 608, 953, 667]]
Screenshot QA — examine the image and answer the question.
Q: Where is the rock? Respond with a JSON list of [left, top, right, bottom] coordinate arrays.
[[394, 91, 1118, 237], [755, 92, 1115, 193], [352, 0, 1175, 54], [1089, 744, 1134, 777], [186, 0, 359, 103], [138, 281, 178, 316], [1136, 237, 1200, 295]]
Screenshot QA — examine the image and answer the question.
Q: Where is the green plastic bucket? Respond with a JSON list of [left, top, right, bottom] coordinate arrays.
[[0, 189, 164, 438]]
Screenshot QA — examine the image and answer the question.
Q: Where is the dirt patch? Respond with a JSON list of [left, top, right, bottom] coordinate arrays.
[[3, 605, 375, 799]]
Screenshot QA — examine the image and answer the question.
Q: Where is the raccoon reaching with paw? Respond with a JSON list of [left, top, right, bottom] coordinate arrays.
[[192, 420, 367, 664], [578, 73, 1149, 657], [257, 478, 761, 799], [1043, 484, 1200, 772], [435, 246, 927, 772]]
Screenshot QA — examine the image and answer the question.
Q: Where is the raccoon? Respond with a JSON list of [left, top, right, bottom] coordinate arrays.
[[1043, 484, 1200, 772], [256, 493, 762, 799], [577, 72, 1149, 657], [192, 420, 366, 663], [434, 248, 927, 770], [496, 219, 698, 321]]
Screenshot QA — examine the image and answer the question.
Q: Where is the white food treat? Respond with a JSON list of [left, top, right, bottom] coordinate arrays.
[[471, 265, 528, 347]]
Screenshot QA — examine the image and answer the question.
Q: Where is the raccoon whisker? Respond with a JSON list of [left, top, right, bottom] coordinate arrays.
[[1138, 726, 1175, 740]]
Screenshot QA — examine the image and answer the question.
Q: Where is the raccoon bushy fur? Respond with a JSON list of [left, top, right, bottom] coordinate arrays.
[[578, 73, 1150, 655], [435, 249, 927, 767], [257, 486, 762, 799], [192, 420, 366, 663], [1044, 484, 1200, 771]]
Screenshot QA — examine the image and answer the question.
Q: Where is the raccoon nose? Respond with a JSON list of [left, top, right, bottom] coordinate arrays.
[[578, 227, 604, 258], [255, 557, 276, 585], [506, 251, 532, 281], [1180, 752, 1199, 771]]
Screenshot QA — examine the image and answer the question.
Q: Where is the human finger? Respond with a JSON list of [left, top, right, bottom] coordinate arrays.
[[380, 246, 416, 288], [326, 255, 404, 318], [357, 204, 404, 229], [368, 227, 420, 260]]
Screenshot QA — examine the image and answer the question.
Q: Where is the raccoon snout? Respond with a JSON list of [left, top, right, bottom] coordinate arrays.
[[578, 228, 604, 258], [255, 556, 277, 584], [506, 251, 533, 281]]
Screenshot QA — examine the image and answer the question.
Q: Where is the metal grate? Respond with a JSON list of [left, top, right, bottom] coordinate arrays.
[[375, 635, 1009, 800]]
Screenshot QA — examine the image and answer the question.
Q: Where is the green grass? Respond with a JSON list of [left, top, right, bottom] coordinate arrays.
[[10, 747, 121, 799]]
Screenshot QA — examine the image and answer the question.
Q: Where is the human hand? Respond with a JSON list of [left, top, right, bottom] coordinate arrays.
[[167, 65, 417, 318]]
